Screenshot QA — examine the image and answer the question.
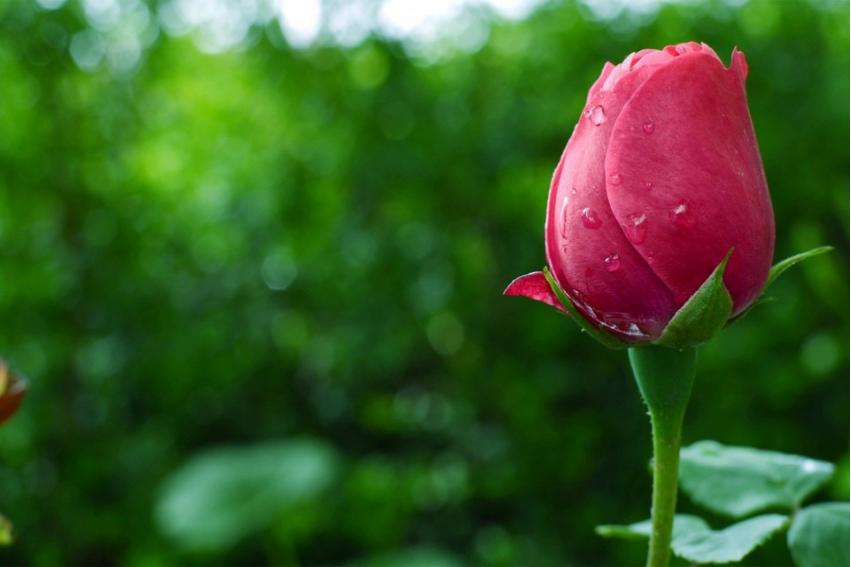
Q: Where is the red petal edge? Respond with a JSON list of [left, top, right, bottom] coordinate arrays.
[[504, 271, 567, 314], [730, 46, 748, 81]]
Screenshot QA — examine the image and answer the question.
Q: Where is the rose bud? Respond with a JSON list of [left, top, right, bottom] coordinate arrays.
[[0, 360, 27, 425], [506, 42, 775, 347]]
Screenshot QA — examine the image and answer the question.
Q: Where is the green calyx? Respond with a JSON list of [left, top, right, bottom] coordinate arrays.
[[653, 249, 734, 349], [726, 245, 833, 326], [543, 246, 832, 351]]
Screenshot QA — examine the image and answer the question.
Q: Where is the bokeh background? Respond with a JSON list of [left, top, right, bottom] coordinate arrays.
[[0, 0, 847, 565]]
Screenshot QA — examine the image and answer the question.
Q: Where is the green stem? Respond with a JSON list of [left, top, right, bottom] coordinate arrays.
[[628, 346, 697, 567]]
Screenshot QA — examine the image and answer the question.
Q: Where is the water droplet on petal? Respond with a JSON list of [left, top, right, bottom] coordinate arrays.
[[597, 319, 650, 341], [586, 105, 605, 126], [625, 323, 644, 337], [560, 197, 571, 238], [644, 181, 653, 190], [622, 213, 647, 244], [580, 207, 602, 229], [642, 120, 654, 134], [604, 253, 621, 272], [610, 173, 622, 186], [670, 202, 696, 230], [570, 187, 577, 195]]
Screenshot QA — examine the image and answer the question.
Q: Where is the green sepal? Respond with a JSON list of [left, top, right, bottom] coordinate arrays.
[[728, 246, 833, 326], [542, 267, 627, 350], [653, 249, 733, 349], [765, 246, 833, 290], [597, 513, 788, 564]]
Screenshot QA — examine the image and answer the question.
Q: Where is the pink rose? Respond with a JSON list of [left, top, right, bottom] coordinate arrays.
[[506, 42, 775, 343]]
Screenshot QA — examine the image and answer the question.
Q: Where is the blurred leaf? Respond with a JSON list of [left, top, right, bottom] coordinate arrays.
[[155, 438, 340, 553], [354, 546, 465, 567], [787, 502, 850, 567], [0, 514, 13, 546], [680, 441, 834, 517]]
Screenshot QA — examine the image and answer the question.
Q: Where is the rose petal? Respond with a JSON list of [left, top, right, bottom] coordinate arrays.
[[605, 51, 774, 314], [631, 50, 674, 71], [544, 66, 678, 339], [730, 46, 748, 81], [587, 62, 616, 103], [504, 271, 567, 313]]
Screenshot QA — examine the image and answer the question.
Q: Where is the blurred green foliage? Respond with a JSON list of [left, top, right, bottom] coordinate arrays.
[[0, 0, 847, 565]]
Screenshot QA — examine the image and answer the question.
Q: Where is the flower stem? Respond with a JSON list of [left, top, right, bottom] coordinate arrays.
[[628, 346, 697, 567]]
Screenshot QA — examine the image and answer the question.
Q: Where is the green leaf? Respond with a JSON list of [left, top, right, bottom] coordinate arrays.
[[765, 246, 833, 290], [155, 438, 340, 553], [598, 513, 787, 564], [543, 267, 627, 350], [654, 249, 733, 348], [672, 514, 787, 564], [596, 513, 707, 541], [788, 502, 850, 567], [680, 440, 835, 518]]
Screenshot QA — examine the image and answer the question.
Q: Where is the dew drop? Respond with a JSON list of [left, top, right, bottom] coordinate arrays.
[[570, 187, 577, 195], [560, 197, 571, 238], [644, 181, 653, 190], [625, 323, 644, 337], [642, 120, 654, 134], [610, 173, 622, 186], [580, 207, 602, 229], [670, 202, 695, 230], [604, 253, 621, 272], [622, 213, 647, 244], [586, 105, 605, 126]]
